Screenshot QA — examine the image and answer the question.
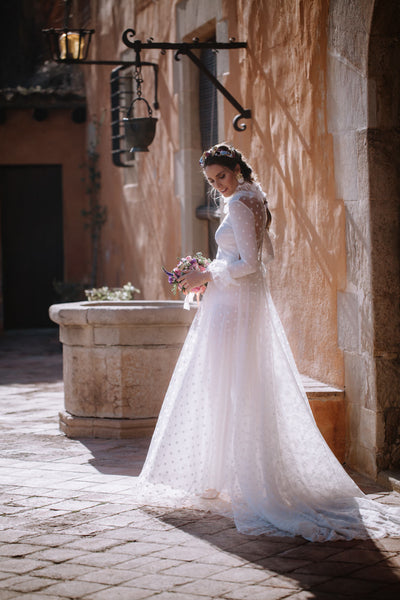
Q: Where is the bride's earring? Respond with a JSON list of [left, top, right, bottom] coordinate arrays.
[[236, 172, 244, 184]]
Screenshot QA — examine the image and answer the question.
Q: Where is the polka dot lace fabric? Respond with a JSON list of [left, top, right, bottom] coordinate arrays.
[[136, 182, 400, 542]]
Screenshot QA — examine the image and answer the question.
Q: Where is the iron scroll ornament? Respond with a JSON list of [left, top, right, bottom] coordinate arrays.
[[121, 29, 251, 132]]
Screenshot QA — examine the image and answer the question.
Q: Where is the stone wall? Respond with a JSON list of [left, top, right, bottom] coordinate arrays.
[[327, 0, 400, 476], [368, 1, 400, 470], [327, 0, 376, 476]]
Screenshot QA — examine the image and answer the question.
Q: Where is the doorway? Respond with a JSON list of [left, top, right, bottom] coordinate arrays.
[[0, 165, 64, 329]]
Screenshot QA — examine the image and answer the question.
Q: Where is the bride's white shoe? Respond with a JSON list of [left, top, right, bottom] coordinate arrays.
[[200, 488, 219, 499]]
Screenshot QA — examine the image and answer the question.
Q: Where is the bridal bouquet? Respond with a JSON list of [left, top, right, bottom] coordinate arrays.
[[162, 252, 211, 308]]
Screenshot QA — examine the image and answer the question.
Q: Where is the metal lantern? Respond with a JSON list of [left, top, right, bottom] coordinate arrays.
[[43, 28, 94, 62], [43, 0, 94, 63]]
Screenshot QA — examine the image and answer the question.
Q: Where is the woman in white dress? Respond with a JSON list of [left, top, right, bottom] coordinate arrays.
[[139, 143, 400, 542]]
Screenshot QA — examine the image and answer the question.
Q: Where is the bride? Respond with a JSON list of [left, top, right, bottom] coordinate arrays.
[[138, 143, 400, 542]]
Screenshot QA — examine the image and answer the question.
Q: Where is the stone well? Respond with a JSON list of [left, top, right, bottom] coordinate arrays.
[[49, 300, 195, 439]]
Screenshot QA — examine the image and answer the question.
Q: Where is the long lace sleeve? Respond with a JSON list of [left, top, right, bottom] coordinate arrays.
[[208, 197, 261, 289]]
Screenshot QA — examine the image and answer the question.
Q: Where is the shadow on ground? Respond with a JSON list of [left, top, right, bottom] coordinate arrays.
[[142, 506, 400, 599], [74, 438, 400, 598], [81, 438, 151, 477], [0, 328, 62, 384]]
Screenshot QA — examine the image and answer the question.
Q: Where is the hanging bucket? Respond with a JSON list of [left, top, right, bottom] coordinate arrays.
[[123, 97, 158, 153]]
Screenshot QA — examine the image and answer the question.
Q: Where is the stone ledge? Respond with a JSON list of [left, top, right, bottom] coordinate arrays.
[[50, 301, 195, 327], [302, 376, 345, 463], [301, 374, 344, 398], [59, 411, 157, 439]]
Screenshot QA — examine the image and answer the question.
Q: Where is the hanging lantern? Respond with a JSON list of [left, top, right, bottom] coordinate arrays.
[[43, 0, 94, 62], [123, 63, 157, 152], [43, 28, 94, 62]]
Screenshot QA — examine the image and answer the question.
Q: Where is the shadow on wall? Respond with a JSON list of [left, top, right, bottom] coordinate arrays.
[[248, 52, 338, 289]]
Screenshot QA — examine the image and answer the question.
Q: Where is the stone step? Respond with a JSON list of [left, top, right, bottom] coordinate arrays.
[[301, 374, 344, 399], [301, 374, 345, 463]]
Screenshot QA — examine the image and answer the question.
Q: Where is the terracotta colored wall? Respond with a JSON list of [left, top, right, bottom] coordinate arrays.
[[0, 109, 89, 283], [85, 0, 180, 299], [222, 0, 345, 386], [86, 0, 344, 386]]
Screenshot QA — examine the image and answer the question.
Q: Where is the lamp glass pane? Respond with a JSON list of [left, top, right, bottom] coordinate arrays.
[[59, 32, 86, 60]]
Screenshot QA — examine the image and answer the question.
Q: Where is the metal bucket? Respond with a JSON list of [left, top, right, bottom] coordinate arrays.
[[123, 97, 157, 152]]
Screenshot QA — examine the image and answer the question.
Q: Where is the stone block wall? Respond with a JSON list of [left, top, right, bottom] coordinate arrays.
[[368, 1, 400, 469], [328, 0, 400, 476], [328, 0, 377, 476]]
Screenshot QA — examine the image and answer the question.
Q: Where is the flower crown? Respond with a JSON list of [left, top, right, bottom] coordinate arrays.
[[199, 145, 236, 168]]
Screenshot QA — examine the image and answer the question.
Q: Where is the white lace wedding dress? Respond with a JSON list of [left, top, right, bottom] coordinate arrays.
[[137, 181, 400, 542]]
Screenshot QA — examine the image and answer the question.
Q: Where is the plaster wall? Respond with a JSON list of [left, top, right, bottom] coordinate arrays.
[[0, 109, 89, 284], [86, 0, 181, 300], [89, 0, 345, 387], [219, 0, 344, 385]]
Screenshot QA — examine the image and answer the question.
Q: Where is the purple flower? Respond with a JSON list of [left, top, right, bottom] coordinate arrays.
[[162, 266, 174, 277]]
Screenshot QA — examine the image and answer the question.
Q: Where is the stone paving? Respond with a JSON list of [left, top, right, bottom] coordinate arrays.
[[1, 329, 400, 599]]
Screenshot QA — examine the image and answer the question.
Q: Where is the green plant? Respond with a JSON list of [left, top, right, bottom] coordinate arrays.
[[84, 282, 140, 302]]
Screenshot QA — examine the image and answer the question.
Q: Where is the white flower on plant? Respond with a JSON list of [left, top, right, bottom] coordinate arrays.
[[84, 282, 140, 302]]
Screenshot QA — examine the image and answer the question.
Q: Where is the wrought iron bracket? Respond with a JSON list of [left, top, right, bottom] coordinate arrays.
[[42, 10, 251, 166], [121, 29, 251, 132]]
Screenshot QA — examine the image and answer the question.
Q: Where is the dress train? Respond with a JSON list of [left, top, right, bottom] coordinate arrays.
[[135, 182, 400, 542]]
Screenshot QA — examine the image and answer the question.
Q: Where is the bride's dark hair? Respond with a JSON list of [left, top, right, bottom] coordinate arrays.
[[199, 143, 253, 181], [200, 143, 272, 230]]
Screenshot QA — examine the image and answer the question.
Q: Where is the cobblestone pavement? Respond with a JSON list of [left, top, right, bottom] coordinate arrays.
[[1, 329, 400, 599]]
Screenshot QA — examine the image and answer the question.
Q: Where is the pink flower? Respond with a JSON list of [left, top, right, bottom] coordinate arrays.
[[162, 252, 211, 299]]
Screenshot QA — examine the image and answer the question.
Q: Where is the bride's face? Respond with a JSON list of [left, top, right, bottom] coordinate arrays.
[[204, 163, 240, 197]]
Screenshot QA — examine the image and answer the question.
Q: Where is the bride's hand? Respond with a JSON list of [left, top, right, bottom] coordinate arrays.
[[178, 270, 211, 291]]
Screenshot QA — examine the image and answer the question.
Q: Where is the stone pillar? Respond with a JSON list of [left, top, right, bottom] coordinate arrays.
[[327, 0, 378, 476], [49, 301, 195, 438], [328, 0, 400, 476]]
